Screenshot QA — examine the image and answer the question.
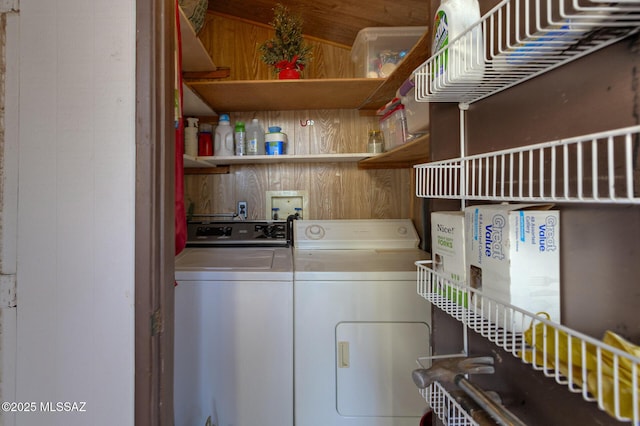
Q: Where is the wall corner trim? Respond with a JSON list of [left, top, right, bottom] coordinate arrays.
[[0, 274, 16, 308], [0, 0, 18, 13]]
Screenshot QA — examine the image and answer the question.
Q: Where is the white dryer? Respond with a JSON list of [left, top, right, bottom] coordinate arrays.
[[293, 219, 432, 426]]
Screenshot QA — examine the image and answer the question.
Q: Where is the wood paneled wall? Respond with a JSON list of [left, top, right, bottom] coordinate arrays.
[[198, 12, 356, 80], [184, 14, 414, 221]]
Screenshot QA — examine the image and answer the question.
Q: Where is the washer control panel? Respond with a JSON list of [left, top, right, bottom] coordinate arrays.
[[295, 219, 419, 250], [304, 224, 326, 240]]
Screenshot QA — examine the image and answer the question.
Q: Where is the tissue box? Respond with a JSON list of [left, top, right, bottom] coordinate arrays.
[[465, 204, 560, 332], [431, 212, 467, 307], [350, 26, 427, 78]]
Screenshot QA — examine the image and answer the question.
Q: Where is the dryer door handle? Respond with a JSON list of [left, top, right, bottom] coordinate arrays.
[[337, 341, 350, 368]]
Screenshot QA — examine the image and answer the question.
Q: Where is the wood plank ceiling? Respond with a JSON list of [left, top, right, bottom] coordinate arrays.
[[207, 0, 430, 48]]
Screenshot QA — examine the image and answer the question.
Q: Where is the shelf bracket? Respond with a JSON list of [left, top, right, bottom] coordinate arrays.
[[458, 103, 470, 355], [458, 103, 469, 211], [184, 166, 230, 175]]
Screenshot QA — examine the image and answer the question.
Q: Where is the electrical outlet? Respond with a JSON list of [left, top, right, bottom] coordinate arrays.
[[237, 201, 248, 219]]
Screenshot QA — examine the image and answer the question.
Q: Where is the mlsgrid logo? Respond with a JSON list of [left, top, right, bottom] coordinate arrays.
[[484, 214, 506, 260], [539, 215, 558, 252]]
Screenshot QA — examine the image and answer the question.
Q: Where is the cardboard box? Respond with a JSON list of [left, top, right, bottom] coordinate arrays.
[[350, 27, 427, 78], [465, 204, 560, 332], [431, 211, 468, 307]]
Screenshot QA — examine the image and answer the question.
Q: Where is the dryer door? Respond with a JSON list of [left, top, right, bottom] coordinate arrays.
[[335, 322, 430, 417]]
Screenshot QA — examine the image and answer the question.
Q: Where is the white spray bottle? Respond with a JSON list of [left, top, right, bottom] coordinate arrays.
[[184, 117, 199, 157]]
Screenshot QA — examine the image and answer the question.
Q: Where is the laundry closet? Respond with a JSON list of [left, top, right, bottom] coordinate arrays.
[[176, 5, 433, 426], [177, 1, 640, 425]]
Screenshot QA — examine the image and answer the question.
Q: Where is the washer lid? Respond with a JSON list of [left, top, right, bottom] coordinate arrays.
[[293, 248, 429, 281], [175, 247, 293, 281], [294, 219, 419, 250]]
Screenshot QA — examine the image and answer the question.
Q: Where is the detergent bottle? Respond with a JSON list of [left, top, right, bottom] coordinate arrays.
[[214, 114, 234, 156], [431, 0, 484, 91]]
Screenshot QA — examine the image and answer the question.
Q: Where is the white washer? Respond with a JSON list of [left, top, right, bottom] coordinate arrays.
[[174, 221, 294, 426], [293, 219, 432, 426]]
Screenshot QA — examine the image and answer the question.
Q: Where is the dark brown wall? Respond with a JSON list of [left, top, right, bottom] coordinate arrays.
[[427, 1, 640, 424]]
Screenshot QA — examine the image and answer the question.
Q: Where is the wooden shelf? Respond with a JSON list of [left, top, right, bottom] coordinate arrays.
[[184, 166, 230, 175], [185, 78, 384, 112], [187, 149, 434, 169], [181, 29, 431, 168], [183, 155, 213, 168], [183, 155, 229, 174], [183, 29, 430, 113], [179, 7, 216, 73], [358, 133, 429, 169], [183, 83, 217, 118], [358, 29, 431, 167], [194, 153, 374, 165], [179, 6, 217, 117]]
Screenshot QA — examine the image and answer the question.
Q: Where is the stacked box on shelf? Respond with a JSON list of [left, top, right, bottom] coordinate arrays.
[[430, 211, 468, 307], [464, 204, 561, 332]]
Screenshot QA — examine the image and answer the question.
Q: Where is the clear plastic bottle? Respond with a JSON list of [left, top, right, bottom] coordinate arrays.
[[367, 130, 385, 153], [214, 114, 234, 157], [245, 118, 265, 156], [234, 121, 246, 156]]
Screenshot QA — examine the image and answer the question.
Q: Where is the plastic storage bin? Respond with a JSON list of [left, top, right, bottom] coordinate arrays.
[[397, 77, 429, 134], [350, 26, 427, 78], [379, 103, 408, 150]]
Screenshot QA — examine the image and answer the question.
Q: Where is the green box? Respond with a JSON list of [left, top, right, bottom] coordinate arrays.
[[431, 211, 467, 307]]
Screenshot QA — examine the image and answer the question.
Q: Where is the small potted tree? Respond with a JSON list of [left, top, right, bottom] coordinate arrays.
[[258, 3, 312, 79]]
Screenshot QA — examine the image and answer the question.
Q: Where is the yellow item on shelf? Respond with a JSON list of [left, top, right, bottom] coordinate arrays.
[[523, 313, 599, 371], [588, 331, 640, 421], [520, 314, 639, 421]]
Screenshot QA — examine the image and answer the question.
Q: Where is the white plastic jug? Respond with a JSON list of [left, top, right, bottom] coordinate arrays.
[[214, 114, 234, 157], [431, 0, 484, 91], [265, 126, 287, 155]]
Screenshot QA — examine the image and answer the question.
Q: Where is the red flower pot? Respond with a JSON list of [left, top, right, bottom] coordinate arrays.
[[278, 68, 301, 80]]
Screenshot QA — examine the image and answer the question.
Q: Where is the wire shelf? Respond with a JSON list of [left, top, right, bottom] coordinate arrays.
[[421, 381, 480, 426], [416, 261, 640, 423], [414, 0, 640, 104], [415, 125, 640, 204]]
